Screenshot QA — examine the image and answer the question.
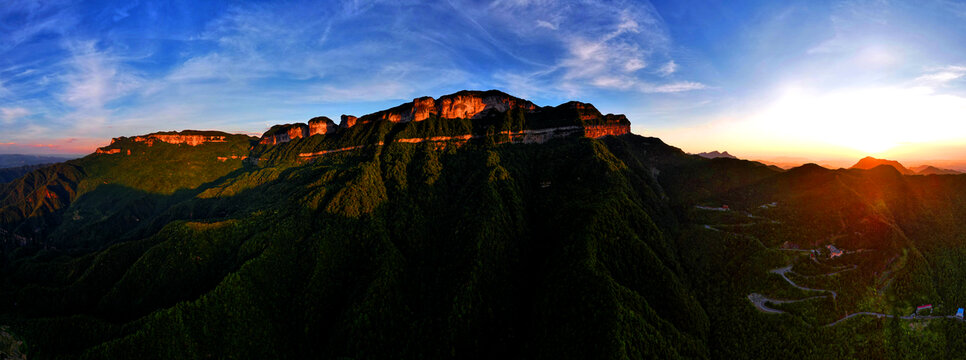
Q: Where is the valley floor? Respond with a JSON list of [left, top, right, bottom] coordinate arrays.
[[696, 205, 964, 327]]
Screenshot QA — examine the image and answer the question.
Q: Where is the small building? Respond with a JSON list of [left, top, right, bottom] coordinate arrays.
[[758, 202, 778, 209], [827, 245, 843, 258], [956, 308, 963, 319], [916, 304, 933, 315]]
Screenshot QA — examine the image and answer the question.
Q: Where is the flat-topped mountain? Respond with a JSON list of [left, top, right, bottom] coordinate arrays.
[[254, 89, 630, 148], [98, 130, 246, 150], [849, 156, 914, 175]]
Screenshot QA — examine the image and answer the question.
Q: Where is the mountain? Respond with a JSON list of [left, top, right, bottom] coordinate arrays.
[[2, 90, 966, 359], [0, 163, 54, 183], [696, 150, 737, 159], [911, 165, 962, 175], [849, 156, 915, 175], [0, 154, 74, 168]]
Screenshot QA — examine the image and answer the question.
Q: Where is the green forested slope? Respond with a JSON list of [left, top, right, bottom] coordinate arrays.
[[0, 132, 718, 359], [3, 121, 966, 359]]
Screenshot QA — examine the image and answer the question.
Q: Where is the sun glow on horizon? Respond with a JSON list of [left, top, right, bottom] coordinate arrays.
[[737, 85, 966, 155]]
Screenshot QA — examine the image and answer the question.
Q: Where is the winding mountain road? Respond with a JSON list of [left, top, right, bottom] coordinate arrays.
[[748, 293, 826, 314], [770, 265, 838, 299], [699, 205, 961, 327]]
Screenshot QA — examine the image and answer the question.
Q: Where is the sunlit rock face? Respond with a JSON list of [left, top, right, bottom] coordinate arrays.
[[348, 90, 538, 127], [133, 134, 228, 146], [339, 115, 358, 129], [584, 123, 631, 138], [257, 90, 631, 149], [560, 101, 604, 121], [410, 96, 437, 122], [436, 91, 537, 120], [95, 148, 121, 154], [96, 131, 234, 154], [308, 116, 337, 136], [259, 123, 309, 145]]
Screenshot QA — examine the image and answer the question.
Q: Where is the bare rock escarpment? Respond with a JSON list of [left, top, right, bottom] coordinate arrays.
[[259, 124, 310, 145], [135, 134, 226, 146], [258, 90, 629, 145], [350, 90, 538, 126], [308, 117, 338, 136], [94, 130, 250, 158]]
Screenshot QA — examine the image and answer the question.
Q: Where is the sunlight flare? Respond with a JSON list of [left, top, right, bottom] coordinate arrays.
[[743, 86, 966, 155]]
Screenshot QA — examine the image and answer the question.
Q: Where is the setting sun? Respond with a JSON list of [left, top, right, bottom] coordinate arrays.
[[708, 85, 966, 157]]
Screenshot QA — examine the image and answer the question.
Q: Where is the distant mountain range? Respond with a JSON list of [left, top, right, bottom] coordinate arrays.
[[850, 156, 962, 175], [696, 150, 737, 159], [909, 165, 962, 175], [0, 154, 75, 183], [0, 163, 54, 183], [0, 154, 74, 168]]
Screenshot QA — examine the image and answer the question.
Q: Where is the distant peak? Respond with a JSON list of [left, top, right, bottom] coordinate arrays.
[[849, 156, 914, 175], [910, 165, 962, 175], [696, 150, 737, 160]]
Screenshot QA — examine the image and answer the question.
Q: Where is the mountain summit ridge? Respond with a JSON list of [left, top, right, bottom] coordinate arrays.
[[849, 156, 915, 175], [254, 89, 630, 146]]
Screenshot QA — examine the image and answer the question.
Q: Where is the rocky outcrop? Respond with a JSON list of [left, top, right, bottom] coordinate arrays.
[[584, 123, 631, 138], [260, 90, 631, 151], [296, 124, 629, 160], [339, 115, 358, 129], [260, 123, 309, 145], [96, 130, 241, 156], [352, 90, 538, 126], [696, 151, 738, 160], [560, 101, 604, 121], [258, 117, 338, 145], [126, 133, 228, 146], [308, 117, 338, 136], [95, 148, 121, 154], [436, 91, 537, 119], [216, 155, 248, 162]]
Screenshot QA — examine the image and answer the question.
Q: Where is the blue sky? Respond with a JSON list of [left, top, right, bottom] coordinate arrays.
[[2, 0, 966, 163]]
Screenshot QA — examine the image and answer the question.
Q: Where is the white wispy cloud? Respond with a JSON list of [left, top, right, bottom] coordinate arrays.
[[0, 107, 30, 124], [61, 41, 141, 108], [916, 66, 966, 84], [640, 81, 707, 93], [536, 20, 558, 30], [113, 1, 139, 22], [55, 40, 144, 135], [657, 60, 677, 76], [462, 0, 704, 95], [0, 0, 78, 52]]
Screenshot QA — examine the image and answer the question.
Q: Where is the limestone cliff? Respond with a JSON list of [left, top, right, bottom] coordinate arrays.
[[353, 90, 538, 126], [259, 123, 309, 145], [96, 130, 234, 154], [255, 90, 630, 151], [129, 132, 228, 146], [308, 117, 338, 136], [339, 115, 358, 129]]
